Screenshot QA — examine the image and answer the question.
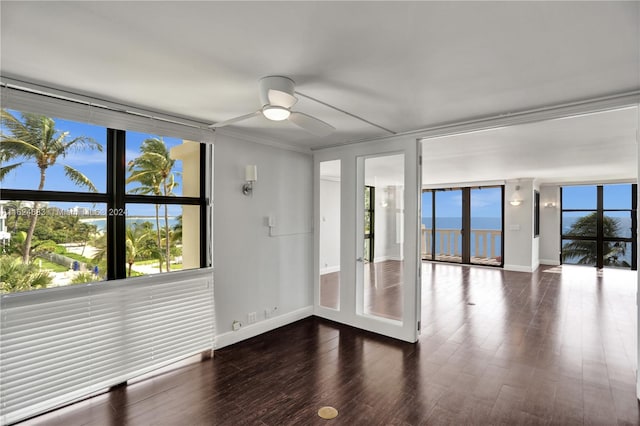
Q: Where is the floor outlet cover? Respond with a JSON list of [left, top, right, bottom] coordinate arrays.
[[317, 406, 338, 419]]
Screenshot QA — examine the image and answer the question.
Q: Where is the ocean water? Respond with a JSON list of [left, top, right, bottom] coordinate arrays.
[[80, 217, 180, 231]]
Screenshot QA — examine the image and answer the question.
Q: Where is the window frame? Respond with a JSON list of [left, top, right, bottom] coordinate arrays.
[[2, 116, 209, 286], [560, 184, 637, 270]]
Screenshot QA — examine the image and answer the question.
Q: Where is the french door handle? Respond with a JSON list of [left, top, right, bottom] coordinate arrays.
[[356, 257, 364, 262]]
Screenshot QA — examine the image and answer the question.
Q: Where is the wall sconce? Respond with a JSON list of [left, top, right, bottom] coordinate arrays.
[[242, 165, 257, 196], [509, 185, 523, 206], [544, 202, 557, 208]]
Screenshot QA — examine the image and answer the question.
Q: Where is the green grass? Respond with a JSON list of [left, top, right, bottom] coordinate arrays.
[[135, 258, 162, 265], [34, 257, 68, 272], [63, 252, 93, 263]]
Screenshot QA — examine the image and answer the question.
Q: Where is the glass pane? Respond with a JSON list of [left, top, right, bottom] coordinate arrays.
[[364, 239, 371, 263], [562, 211, 597, 237], [1, 109, 106, 193], [470, 187, 502, 266], [562, 185, 597, 210], [364, 211, 372, 235], [421, 191, 433, 259], [126, 133, 198, 197], [363, 154, 404, 321], [319, 160, 340, 310], [604, 241, 632, 269], [435, 189, 462, 263], [1, 201, 107, 293], [123, 204, 199, 276], [603, 184, 632, 210], [604, 212, 633, 238], [562, 239, 597, 266]]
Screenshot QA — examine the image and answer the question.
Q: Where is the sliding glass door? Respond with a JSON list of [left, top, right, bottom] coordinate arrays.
[[422, 186, 503, 267], [470, 187, 503, 266]]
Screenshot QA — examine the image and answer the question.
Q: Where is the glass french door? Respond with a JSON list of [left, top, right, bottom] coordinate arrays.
[[314, 138, 421, 343]]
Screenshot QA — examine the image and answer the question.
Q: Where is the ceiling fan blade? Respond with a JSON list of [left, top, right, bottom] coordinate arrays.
[[268, 89, 298, 109], [289, 112, 335, 136], [209, 111, 261, 128]]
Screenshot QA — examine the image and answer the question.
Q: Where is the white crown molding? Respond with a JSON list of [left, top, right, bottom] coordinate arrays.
[[313, 90, 640, 151]]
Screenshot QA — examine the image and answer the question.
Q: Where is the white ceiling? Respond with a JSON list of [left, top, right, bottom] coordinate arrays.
[[423, 106, 639, 186], [1, 1, 639, 182]]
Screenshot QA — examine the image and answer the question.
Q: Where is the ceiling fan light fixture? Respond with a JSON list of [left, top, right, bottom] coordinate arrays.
[[262, 105, 290, 121]]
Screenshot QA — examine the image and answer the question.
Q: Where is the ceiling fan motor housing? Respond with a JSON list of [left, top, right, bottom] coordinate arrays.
[[259, 76, 295, 106]]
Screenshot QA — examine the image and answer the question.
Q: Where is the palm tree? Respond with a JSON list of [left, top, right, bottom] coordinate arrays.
[[562, 212, 629, 267], [126, 138, 179, 272], [4, 200, 23, 233], [0, 256, 52, 293], [1, 109, 102, 263], [125, 223, 153, 277]]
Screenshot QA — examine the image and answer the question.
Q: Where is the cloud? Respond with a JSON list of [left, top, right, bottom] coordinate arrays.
[[62, 151, 106, 166]]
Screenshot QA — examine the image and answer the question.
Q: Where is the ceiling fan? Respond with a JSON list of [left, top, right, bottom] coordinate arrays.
[[209, 76, 335, 136]]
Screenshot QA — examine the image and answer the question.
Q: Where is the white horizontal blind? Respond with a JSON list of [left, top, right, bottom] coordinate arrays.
[[0, 83, 215, 143], [0, 269, 215, 425]]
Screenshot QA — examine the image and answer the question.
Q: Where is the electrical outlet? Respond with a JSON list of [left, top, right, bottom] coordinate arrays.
[[248, 312, 256, 324]]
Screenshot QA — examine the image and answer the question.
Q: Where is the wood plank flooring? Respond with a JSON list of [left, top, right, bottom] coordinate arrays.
[[20, 263, 640, 425]]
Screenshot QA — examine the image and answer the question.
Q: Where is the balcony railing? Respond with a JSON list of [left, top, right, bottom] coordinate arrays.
[[421, 225, 502, 265]]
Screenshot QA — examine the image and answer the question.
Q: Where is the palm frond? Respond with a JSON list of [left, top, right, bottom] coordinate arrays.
[[61, 135, 103, 154], [0, 162, 25, 180], [64, 165, 99, 192], [1, 137, 44, 159]]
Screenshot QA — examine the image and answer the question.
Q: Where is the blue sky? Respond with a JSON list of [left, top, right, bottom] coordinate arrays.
[[422, 187, 503, 218], [423, 184, 633, 219], [1, 110, 185, 217]]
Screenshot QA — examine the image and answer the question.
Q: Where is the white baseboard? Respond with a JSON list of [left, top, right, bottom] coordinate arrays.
[[503, 264, 535, 273], [320, 265, 340, 275], [214, 306, 313, 349], [540, 259, 560, 266]]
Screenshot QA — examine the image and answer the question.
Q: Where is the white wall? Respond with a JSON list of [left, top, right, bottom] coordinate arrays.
[[319, 178, 340, 273], [532, 180, 540, 270], [213, 133, 313, 348], [503, 178, 537, 272], [539, 185, 561, 265]]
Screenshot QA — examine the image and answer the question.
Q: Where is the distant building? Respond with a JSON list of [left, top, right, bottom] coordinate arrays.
[[0, 201, 12, 243]]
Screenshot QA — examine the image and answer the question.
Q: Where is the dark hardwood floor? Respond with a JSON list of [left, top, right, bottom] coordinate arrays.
[[20, 263, 640, 425]]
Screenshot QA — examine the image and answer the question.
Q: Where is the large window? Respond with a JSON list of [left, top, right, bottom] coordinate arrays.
[[561, 184, 637, 270], [1, 108, 207, 292]]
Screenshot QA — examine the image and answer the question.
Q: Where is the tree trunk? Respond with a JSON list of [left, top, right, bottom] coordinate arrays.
[[128, 262, 132, 277], [23, 168, 46, 263], [154, 203, 163, 272], [163, 180, 171, 271]]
